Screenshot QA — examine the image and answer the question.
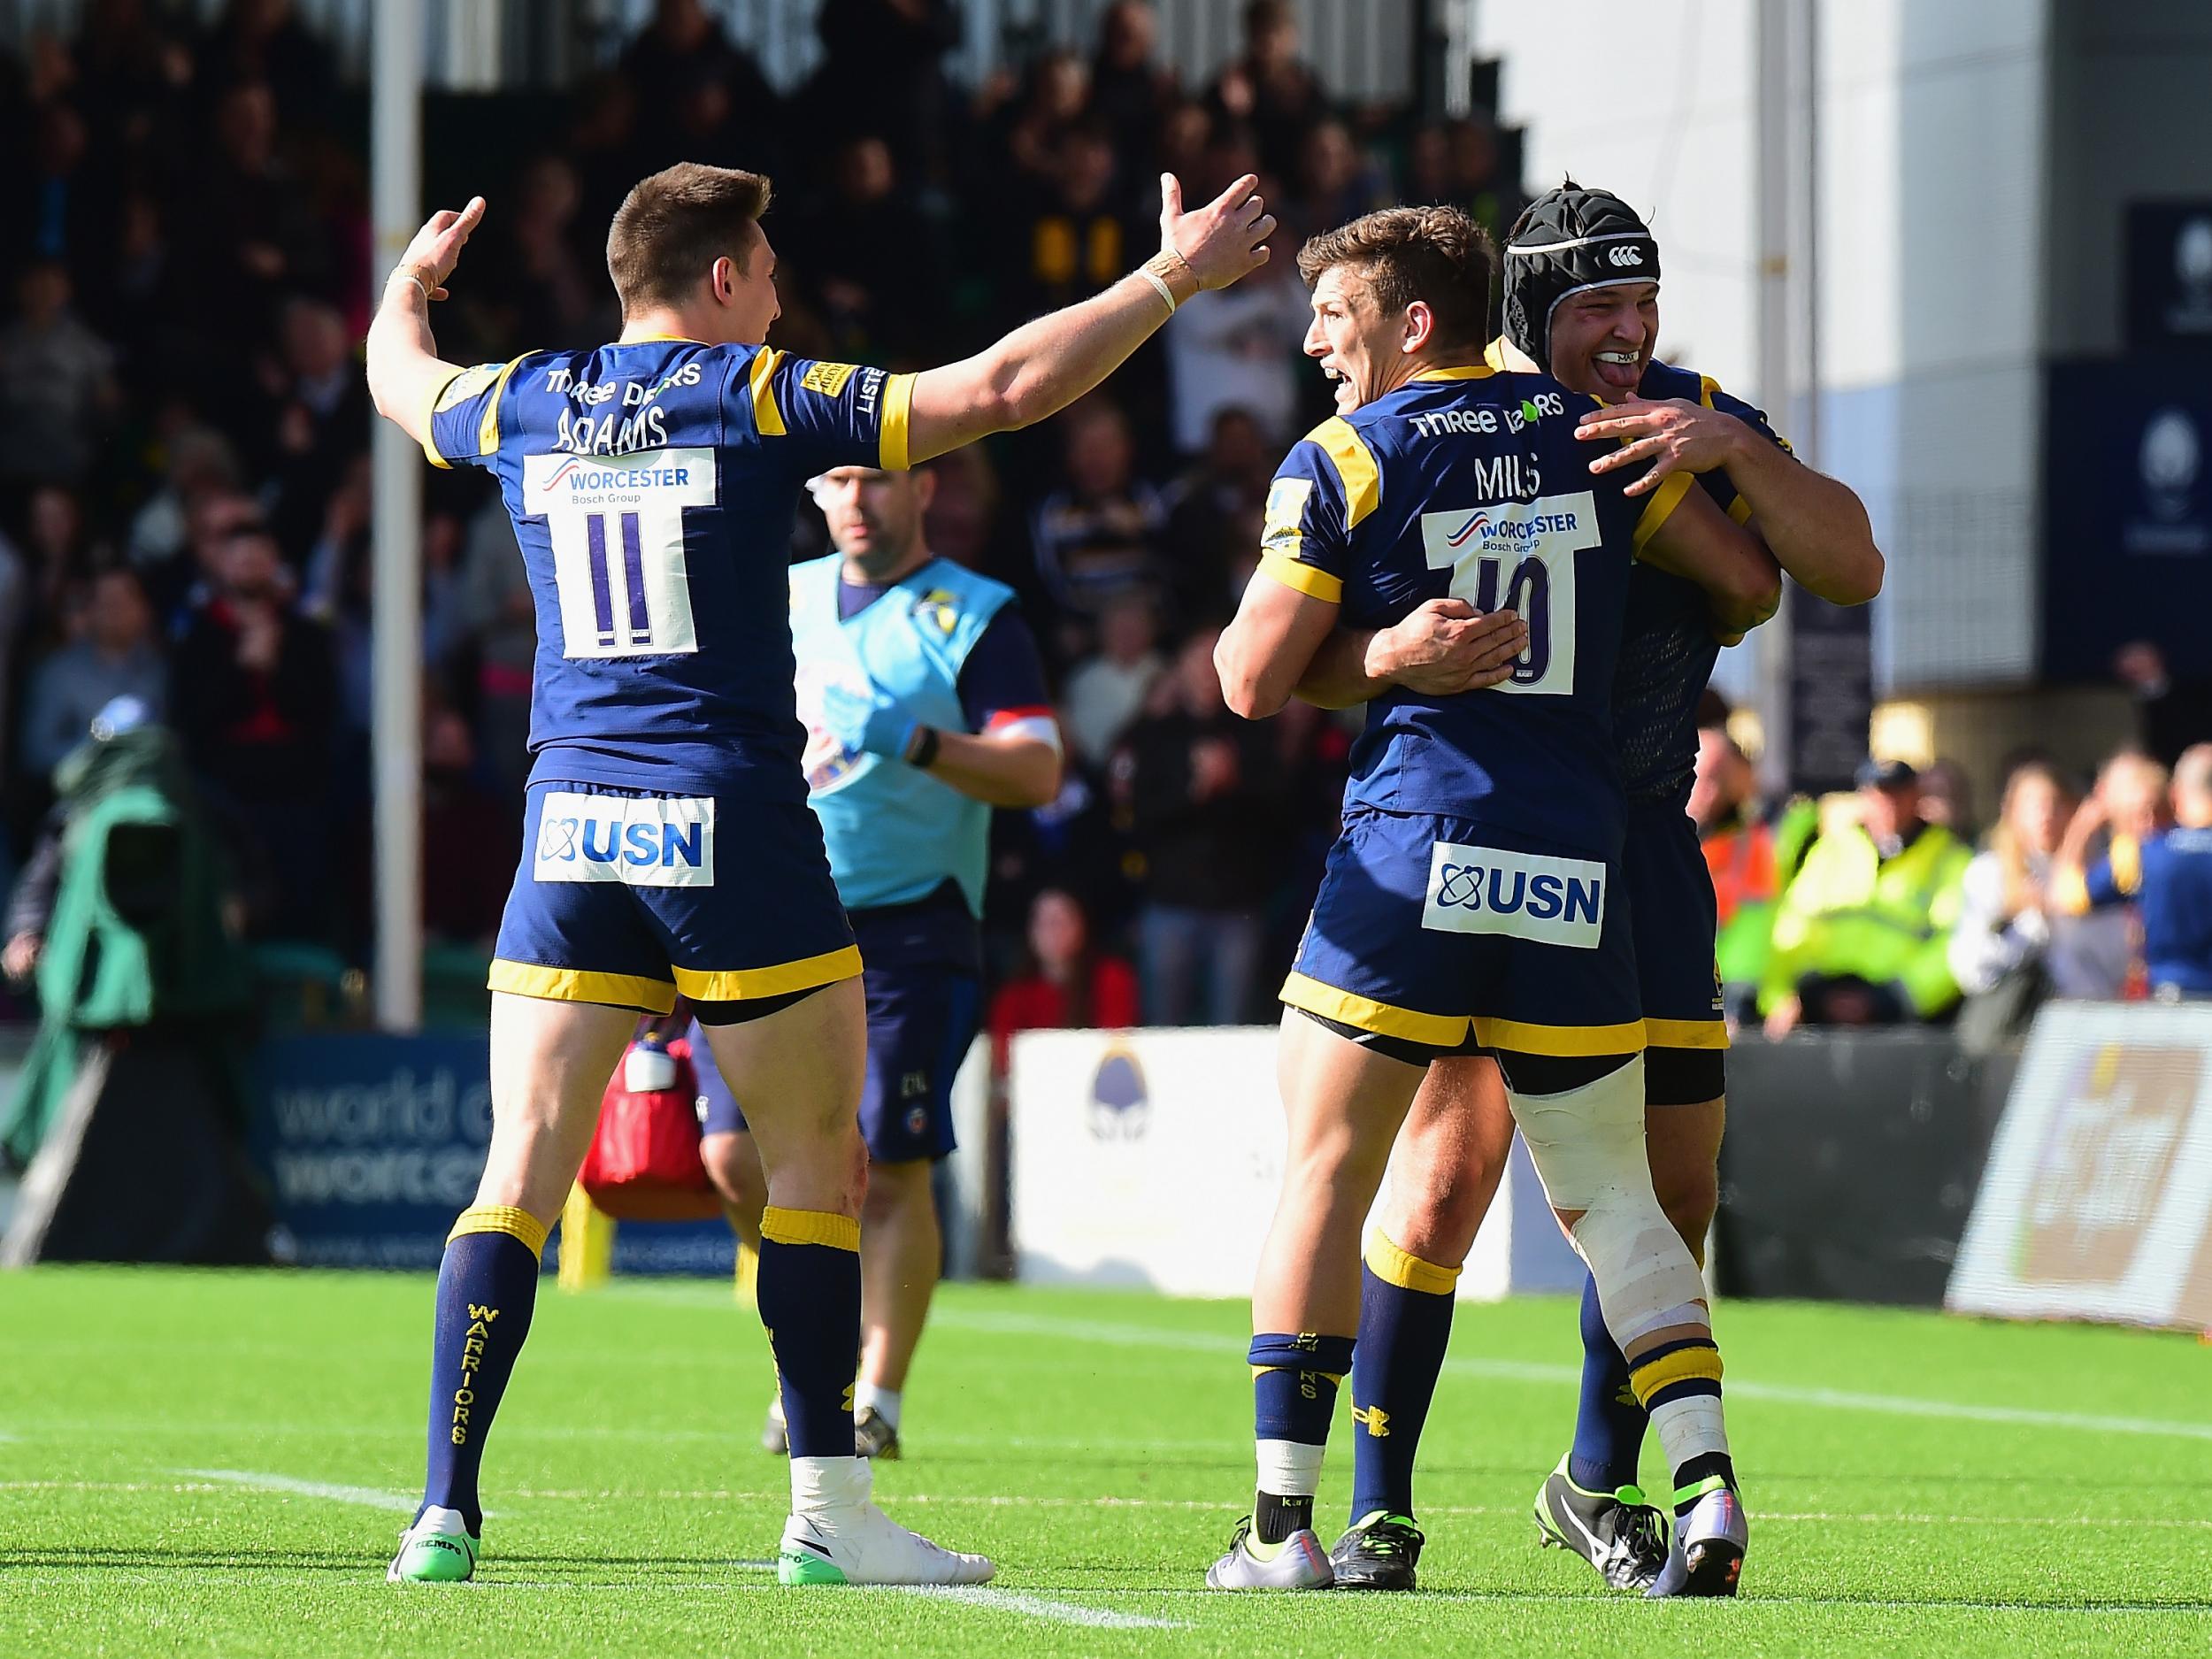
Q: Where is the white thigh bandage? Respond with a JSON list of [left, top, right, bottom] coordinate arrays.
[[1506, 1056, 1708, 1348]]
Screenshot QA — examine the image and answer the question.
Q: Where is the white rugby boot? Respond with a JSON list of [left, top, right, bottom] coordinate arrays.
[[1205, 1516, 1334, 1590], [777, 1457, 993, 1586]]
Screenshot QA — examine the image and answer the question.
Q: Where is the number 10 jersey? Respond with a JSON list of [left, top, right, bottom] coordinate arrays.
[[1258, 365, 1688, 856], [423, 339, 914, 803]]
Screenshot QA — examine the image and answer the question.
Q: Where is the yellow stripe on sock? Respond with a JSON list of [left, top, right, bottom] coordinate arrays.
[[760, 1205, 860, 1253], [448, 1204, 549, 1259], [1365, 1232, 1463, 1296], [1629, 1343, 1724, 1406], [1249, 1365, 1346, 1384]]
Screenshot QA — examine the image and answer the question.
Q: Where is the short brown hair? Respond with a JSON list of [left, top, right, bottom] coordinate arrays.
[[1296, 205, 1494, 351], [606, 162, 772, 313]]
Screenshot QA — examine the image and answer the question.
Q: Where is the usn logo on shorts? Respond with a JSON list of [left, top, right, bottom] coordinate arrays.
[[535, 793, 715, 887], [1421, 841, 1604, 949]]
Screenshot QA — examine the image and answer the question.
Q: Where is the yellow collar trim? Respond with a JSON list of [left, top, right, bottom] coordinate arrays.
[[1411, 364, 1495, 382]]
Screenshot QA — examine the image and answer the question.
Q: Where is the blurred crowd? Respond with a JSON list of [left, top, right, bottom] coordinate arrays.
[[0, 0, 1524, 1029], [1691, 676, 2212, 1048], [7, 0, 2201, 1045]]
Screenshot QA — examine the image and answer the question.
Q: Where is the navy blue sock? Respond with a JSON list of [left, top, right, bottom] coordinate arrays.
[[1348, 1240, 1458, 1525], [1249, 1331, 1355, 1542], [1568, 1270, 1647, 1494], [420, 1206, 545, 1533], [757, 1205, 862, 1460]]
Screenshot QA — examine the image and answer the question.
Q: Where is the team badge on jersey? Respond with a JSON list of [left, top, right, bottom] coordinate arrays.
[[1262, 479, 1312, 557], [534, 792, 715, 887], [1421, 841, 1605, 947]]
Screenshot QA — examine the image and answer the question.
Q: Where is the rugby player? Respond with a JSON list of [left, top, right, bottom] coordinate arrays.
[[1317, 183, 1883, 1594], [1203, 204, 1780, 1594], [364, 161, 1272, 1586], [691, 458, 1060, 1462]]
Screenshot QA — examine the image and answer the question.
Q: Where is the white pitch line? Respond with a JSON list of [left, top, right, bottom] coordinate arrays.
[[895, 1585, 1185, 1629], [928, 1307, 2212, 1443], [181, 1469, 419, 1512]]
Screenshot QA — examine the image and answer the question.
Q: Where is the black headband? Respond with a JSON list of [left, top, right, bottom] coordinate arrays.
[[1502, 184, 1660, 366]]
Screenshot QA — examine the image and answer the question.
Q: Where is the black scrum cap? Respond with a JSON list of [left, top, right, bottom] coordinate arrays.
[[1501, 180, 1661, 365]]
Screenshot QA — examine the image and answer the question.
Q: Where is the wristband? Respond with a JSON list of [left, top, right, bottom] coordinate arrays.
[[1136, 265, 1179, 315], [387, 265, 435, 303], [1143, 248, 1200, 307], [908, 725, 941, 769]]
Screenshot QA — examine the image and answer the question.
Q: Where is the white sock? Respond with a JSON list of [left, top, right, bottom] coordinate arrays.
[[1255, 1438, 1325, 1499], [854, 1382, 902, 1432], [789, 1455, 869, 1517]]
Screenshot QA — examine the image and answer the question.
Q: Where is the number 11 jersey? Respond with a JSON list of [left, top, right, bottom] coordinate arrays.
[[1258, 365, 1688, 856], [423, 339, 914, 802]]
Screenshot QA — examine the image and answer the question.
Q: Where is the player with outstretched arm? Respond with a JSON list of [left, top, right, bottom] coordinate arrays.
[[365, 160, 1271, 1588]]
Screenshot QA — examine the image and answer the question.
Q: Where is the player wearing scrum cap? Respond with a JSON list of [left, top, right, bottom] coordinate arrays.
[[1313, 181, 1880, 1595], [1204, 201, 1781, 1594]]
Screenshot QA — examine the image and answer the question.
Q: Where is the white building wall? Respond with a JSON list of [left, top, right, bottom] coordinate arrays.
[[1473, 0, 2049, 695]]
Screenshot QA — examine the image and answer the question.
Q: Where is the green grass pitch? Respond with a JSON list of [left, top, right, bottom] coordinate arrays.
[[4, 1268, 2209, 1657]]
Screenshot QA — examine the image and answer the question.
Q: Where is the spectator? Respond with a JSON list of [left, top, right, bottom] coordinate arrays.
[[1013, 122, 1136, 321], [6, 101, 104, 275], [1917, 757, 1976, 843], [1761, 758, 1972, 1035], [2048, 749, 2169, 998], [1088, 2, 1173, 173], [1163, 226, 1310, 456], [17, 484, 105, 659], [200, 0, 336, 134], [1032, 397, 1166, 618], [127, 421, 239, 577], [1060, 589, 1165, 768], [1409, 114, 1523, 245], [455, 497, 538, 804], [463, 155, 610, 358], [0, 259, 119, 488], [999, 50, 1095, 188], [1207, 0, 1329, 183], [20, 567, 167, 783], [1114, 629, 1282, 1025], [2056, 745, 2212, 1001], [1690, 725, 1779, 993], [618, 0, 780, 172], [797, 136, 943, 362], [170, 511, 336, 938], [986, 887, 1141, 1070], [801, 0, 964, 191], [1161, 406, 1273, 611], [419, 708, 514, 949], [1949, 757, 2074, 1041], [2112, 641, 2212, 769], [259, 296, 367, 561], [188, 80, 328, 363], [1286, 117, 1389, 243]]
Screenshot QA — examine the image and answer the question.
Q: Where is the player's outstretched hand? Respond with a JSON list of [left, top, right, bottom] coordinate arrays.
[[393, 196, 487, 301], [1369, 597, 1528, 695], [1161, 172, 1275, 294]]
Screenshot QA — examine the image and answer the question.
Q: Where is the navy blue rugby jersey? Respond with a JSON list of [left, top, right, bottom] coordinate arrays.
[[1480, 342, 1791, 807], [1259, 365, 1692, 854], [422, 340, 913, 799]]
